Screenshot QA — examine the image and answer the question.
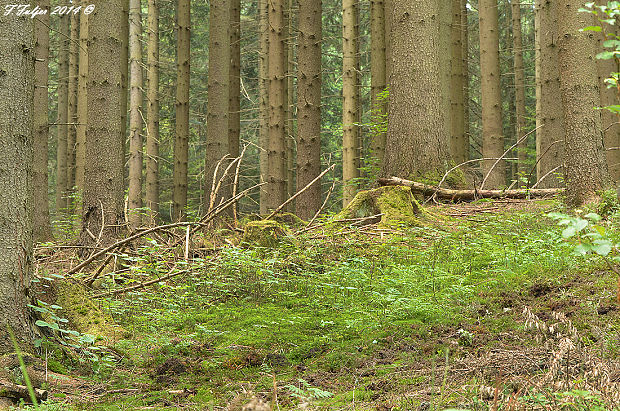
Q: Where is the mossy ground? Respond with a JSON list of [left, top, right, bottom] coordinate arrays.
[[28, 200, 620, 410]]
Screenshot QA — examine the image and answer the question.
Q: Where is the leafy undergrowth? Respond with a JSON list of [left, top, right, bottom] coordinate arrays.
[[29, 199, 620, 410]]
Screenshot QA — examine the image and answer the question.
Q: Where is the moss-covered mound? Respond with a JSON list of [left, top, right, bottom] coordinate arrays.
[[242, 220, 288, 248], [335, 186, 422, 227]]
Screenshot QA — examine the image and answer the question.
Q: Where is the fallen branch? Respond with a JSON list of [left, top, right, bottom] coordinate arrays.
[[378, 177, 563, 201], [92, 269, 191, 298]]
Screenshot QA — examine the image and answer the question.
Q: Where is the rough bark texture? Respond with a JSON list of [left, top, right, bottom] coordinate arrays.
[[146, 0, 160, 222], [385, 0, 393, 87], [128, 0, 144, 228], [342, 0, 360, 206], [34, 0, 53, 242], [229, 0, 241, 161], [120, 0, 129, 186], [259, 0, 269, 215], [370, 0, 387, 166], [81, 0, 125, 245], [75, 0, 89, 192], [555, 0, 610, 206], [173, 0, 190, 221], [381, 0, 451, 180], [296, 0, 322, 220], [535, 0, 564, 188], [479, 0, 505, 188], [205, 0, 231, 214], [512, 0, 528, 175], [267, 0, 288, 211], [67, 12, 79, 199], [461, 0, 469, 153], [451, 0, 466, 164], [0, 1, 36, 352], [286, 0, 296, 208], [56, 16, 70, 212]]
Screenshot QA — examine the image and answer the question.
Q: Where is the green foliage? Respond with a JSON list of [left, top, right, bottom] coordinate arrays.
[[284, 378, 333, 401], [548, 211, 619, 258]]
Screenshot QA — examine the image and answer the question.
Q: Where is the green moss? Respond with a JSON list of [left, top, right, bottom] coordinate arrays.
[[242, 220, 288, 248]]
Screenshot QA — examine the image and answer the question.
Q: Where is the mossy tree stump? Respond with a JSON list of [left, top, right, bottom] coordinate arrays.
[[242, 220, 288, 247]]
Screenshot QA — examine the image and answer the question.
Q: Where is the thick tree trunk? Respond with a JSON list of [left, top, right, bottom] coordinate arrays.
[[75, 0, 89, 192], [205, 0, 231, 214], [81, 0, 125, 245], [370, 0, 387, 166], [555, 0, 610, 206], [267, 0, 288, 211], [512, 0, 528, 175], [173, 0, 190, 221], [0, 0, 36, 353], [33, 0, 52, 242], [535, 0, 564, 188], [461, 0, 469, 154], [286, 0, 296, 208], [259, 0, 269, 215], [146, 0, 160, 222], [121, 0, 129, 186], [296, 0, 322, 220], [56, 16, 70, 212], [381, 0, 451, 180], [67, 13, 79, 201], [128, 0, 144, 228], [229, 0, 241, 160], [342, 0, 360, 206], [451, 0, 466, 164], [479, 0, 505, 188]]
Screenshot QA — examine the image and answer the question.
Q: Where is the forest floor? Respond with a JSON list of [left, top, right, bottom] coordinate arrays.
[[26, 198, 620, 410]]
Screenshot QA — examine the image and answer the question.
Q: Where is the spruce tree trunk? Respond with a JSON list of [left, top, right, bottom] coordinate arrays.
[[75, 0, 89, 192], [121, 0, 129, 186], [0, 0, 35, 352], [370, 0, 387, 166], [146, 0, 160, 222], [342, 0, 360, 206], [512, 0, 528, 175], [555, 0, 610, 206], [267, 0, 288, 211], [173, 0, 190, 221], [67, 13, 79, 201], [385, 0, 392, 87], [34, 0, 53, 242], [535, 0, 564, 188], [205, 0, 231, 214], [296, 0, 322, 220], [259, 0, 269, 215], [479, 0, 505, 188], [461, 0, 469, 152], [286, 0, 296, 208], [229, 0, 241, 161], [128, 0, 144, 228], [81, 0, 125, 245], [381, 0, 451, 180], [56, 16, 70, 212], [450, 0, 466, 164]]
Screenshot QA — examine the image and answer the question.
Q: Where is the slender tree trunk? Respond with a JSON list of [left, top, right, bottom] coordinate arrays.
[[229, 0, 241, 160], [512, 0, 527, 176], [381, 0, 451, 179], [173, 0, 190, 221], [342, 0, 360, 206], [451, 0, 466, 164], [461, 0, 469, 154], [121, 0, 129, 187], [67, 13, 79, 203], [75, 0, 89, 192], [370, 0, 387, 167], [296, 0, 322, 220], [286, 0, 296, 207], [385, 0, 392, 87], [267, 0, 288, 210], [128, 0, 144, 228], [81, 0, 125, 245], [205, 0, 231, 214], [555, 0, 610, 206], [535, 0, 564, 188], [259, 0, 269, 214], [479, 0, 505, 188], [0, 0, 35, 352], [34, 0, 53, 242], [146, 0, 160, 222], [56, 16, 70, 212]]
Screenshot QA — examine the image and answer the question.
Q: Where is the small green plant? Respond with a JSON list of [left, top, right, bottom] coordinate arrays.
[[547, 211, 618, 259], [284, 378, 333, 401]]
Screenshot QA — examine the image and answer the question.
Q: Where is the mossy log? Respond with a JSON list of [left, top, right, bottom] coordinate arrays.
[[242, 220, 288, 247], [378, 177, 563, 201], [0, 353, 48, 404], [335, 186, 422, 227]]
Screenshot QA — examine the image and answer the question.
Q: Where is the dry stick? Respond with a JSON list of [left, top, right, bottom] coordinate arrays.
[[526, 139, 563, 188], [209, 153, 241, 215], [531, 165, 563, 189], [92, 269, 191, 298], [232, 145, 248, 227], [184, 225, 190, 262], [480, 124, 543, 190], [304, 167, 337, 230], [264, 164, 335, 221]]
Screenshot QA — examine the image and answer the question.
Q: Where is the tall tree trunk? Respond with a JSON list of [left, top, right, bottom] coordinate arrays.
[[67, 13, 79, 203], [121, 0, 129, 187], [75, 0, 89, 192], [267, 0, 287, 211], [56, 16, 70, 212], [535, 0, 564, 188], [512, 0, 528, 176], [385, 0, 392, 88], [555, 0, 610, 206], [205, 0, 231, 214], [461, 0, 469, 154], [370, 0, 387, 167], [173, 0, 190, 221], [128, 0, 144, 228], [286, 0, 296, 208], [34, 0, 53, 242], [259, 0, 269, 214], [381, 0, 451, 179], [146, 0, 160, 222], [229, 0, 241, 159], [0, 0, 35, 352], [479, 0, 505, 188], [81, 0, 125, 245], [451, 0, 466, 164], [342, 0, 360, 206], [296, 0, 322, 220]]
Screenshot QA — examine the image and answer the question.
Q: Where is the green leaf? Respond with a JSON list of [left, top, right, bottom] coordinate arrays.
[[585, 213, 602, 221], [574, 244, 592, 255], [601, 18, 617, 25], [592, 240, 613, 256], [575, 219, 588, 232], [35, 320, 51, 328], [581, 25, 603, 32], [596, 50, 616, 59]]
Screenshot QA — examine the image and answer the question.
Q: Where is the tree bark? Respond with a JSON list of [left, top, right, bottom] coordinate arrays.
[[0, 0, 36, 352], [229, 0, 241, 159], [296, 0, 322, 220], [75, 0, 89, 192], [259, 0, 269, 215], [512, 0, 528, 175], [461, 0, 469, 154], [67, 12, 79, 202], [555, 0, 610, 206], [286, 0, 296, 209], [370, 0, 387, 166], [56, 15, 70, 212], [173, 0, 190, 221], [121, 0, 129, 187], [451, 0, 466, 164], [146, 0, 160, 222]]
